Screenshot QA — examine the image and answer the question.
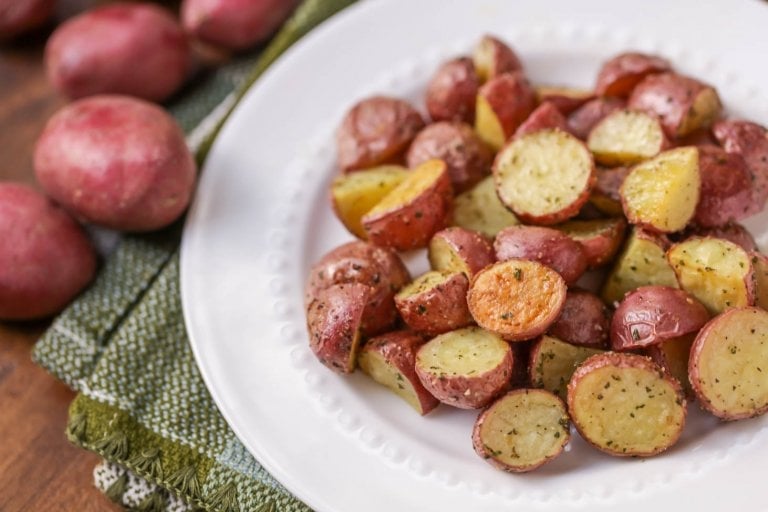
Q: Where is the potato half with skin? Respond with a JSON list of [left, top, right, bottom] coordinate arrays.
[[567, 352, 687, 457], [468, 260, 567, 341], [428, 227, 495, 278], [620, 146, 700, 233], [689, 307, 768, 420], [712, 119, 768, 215], [336, 96, 425, 173], [647, 333, 695, 398], [452, 176, 519, 238], [693, 145, 753, 227], [589, 166, 631, 216], [752, 252, 768, 310], [406, 122, 492, 193], [494, 225, 588, 285], [415, 327, 513, 409], [535, 86, 595, 115], [567, 97, 626, 140], [557, 217, 627, 268], [667, 237, 755, 315], [687, 223, 757, 252], [473, 34, 523, 82], [610, 286, 710, 351], [425, 57, 479, 124], [358, 331, 439, 415], [514, 102, 569, 138], [628, 72, 722, 139], [548, 290, 610, 348], [530, 335, 605, 399], [595, 52, 671, 98], [494, 129, 595, 225], [394, 271, 473, 337], [475, 72, 536, 150], [587, 109, 669, 166], [472, 389, 570, 472], [331, 165, 407, 239]]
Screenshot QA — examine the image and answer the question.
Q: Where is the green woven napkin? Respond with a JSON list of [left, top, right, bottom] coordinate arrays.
[[32, 0, 355, 510]]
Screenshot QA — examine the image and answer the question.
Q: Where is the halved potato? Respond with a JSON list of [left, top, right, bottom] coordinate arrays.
[[362, 159, 453, 250], [620, 146, 700, 233], [534, 85, 594, 115], [567, 96, 626, 140], [557, 217, 627, 268], [493, 128, 595, 225], [529, 335, 604, 399], [647, 333, 695, 398], [753, 252, 768, 310], [514, 101, 568, 138], [587, 109, 668, 165], [548, 289, 610, 348], [428, 226, 495, 278], [358, 330, 439, 415], [567, 352, 687, 457], [475, 72, 536, 150], [394, 270, 473, 337], [452, 176, 519, 238], [472, 389, 570, 472], [595, 52, 671, 98], [468, 259, 567, 341], [589, 166, 631, 216], [689, 307, 768, 420], [415, 326, 513, 409], [473, 34, 523, 83], [712, 119, 768, 215], [667, 236, 755, 314], [425, 57, 479, 124], [331, 165, 408, 239], [693, 145, 753, 227]]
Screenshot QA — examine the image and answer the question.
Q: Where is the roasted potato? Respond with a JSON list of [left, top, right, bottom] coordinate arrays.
[[595, 52, 671, 97], [567, 97, 626, 140], [712, 119, 768, 215], [534, 85, 594, 115], [475, 72, 536, 150], [689, 307, 768, 420], [567, 352, 687, 457], [548, 290, 610, 348], [494, 129, 595, 225], [514, 101, 568, 138], [587, 109, 669, 165], [687, 223, 757, 252], [452, 176, 519, 238], [494, 225, 588, 285], [336, 96, 425, 173], [428, 227, 495, 278], [394, 271, 473, 337], [610, 286, 710, 351], [693, 145, 753, 227], [468, 260, 567, 341], [406, 121, 492, 193], [753, 252, 768, 310], [0, 0, 54, 40], [415, 326, 513, 409], [425, 57, 480, 124], [473, 34, 523, 82], [529, 335, 605, 399], [472, 389, 570, 472], [358, 331, 439, 415], [557, 217, 627, 268], [362, 159, 453, 251], [647, 333, 695, 398], [589, 166, 631, 216]]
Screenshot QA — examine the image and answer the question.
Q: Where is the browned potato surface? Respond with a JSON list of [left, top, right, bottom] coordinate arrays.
[[595, 52, 671, 97], [468, 260, 567, 341], [529, 335, 605, 399], [534, 85, 594, 115], [425, 57, 479, 124], [712, 119, 768, 215], [587, 109, 669, 165], [475, 72, 536, 150], [394, 271, 473, 337], [567, 97, 626, 140], [647, 333, 695, 398], [567, 352, 687, 456], [473, 34, 523, 82], [415, 327, 513, 409], [693, 145, 753, 227], [689, 307, 768, 420], [687, 223, 757, 252], [428, 227, 495, 278], [589, 166, 631, 216], [514, 101, 568, 138], [557, 217, 627, 268], [472, 389, 569, 472], [753, 252, 768, 310], [548, 290, 610, 348], [452, 176, 519, 237]]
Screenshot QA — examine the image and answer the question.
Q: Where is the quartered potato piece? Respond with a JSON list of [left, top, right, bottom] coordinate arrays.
[[428, 226, 495, 278], [595, 52, 671, 98], [475, 72, 536, 150], [473, 34, 523, 83], [529, 335, 605, 399], [394, 270, 473, 337], [557, 217, 627, 268], [587, 109, 668, 165]]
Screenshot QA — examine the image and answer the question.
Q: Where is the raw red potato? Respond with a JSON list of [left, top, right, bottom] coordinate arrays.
[[567, 97, 626, 140], [425, 57, 479, 124], [45, 3, 190, 102], [0, 0, 54, 40], [394, 271, 473, 337], [548, 290, 610, 348], [557, 217, 627, 268], [336, 96, 425, 173], [589, 166, 631, 216], [529, 335, 605, 399], [428, 226, 495, 278], [534, 85, 595, 115], [647, 333, 696, 398], [587, 109, 669, 165], [452, 176, 520, 238], [595, 52, 672, 97], [34, 95, 197, 232], [475, 71, 536, 150], [693, 145, 753, 227], [686, 223, 757, 252], [473, 34, 523, 82], [712, 119, 768, 215]]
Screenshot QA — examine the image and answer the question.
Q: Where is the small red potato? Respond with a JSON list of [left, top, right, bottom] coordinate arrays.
[[0, 0, 55, 40], [34, 95, 197, 232], [687, 223, 757, 252], [494, 129, 595, 225], [394, 271, 473, 337], [452, 176, 520, 238], [362, 159, 453, 250], [425, 57, 480, 124], [628, 72, 722, 138], [548, 290, 610, 348], [406, 121, 492, 193], [415, 326, 513, 409], [475, 72, 536, 150], [0, 183, 96, 320], [530, 335, 605, 398], [494, 225, 588, 285], [595, 52, 671, 98], [689, 307, 768, 420], [557, 217, 627, 268], [473, 34, 523, 82], [514, 101, 569, 138], [712, 119, 768, 215], [589, 166, 631, 216], [587, 109, 669, 165], [693, 145, 753, 227], [468, 260, 567, 341], [567, 97, 626, 140], [610, 286, 710, 351], [45, 3, 190, 102], [647, 333, 695, 398], [428, 226, 495, 278], [336, 96, 425, 173], [753, 252, 768, 310], [676, 128, 719, 148], [567, 352, 687, 457], [358, 331, 439, 415], [472, 389, 570, 472], [181, 0, 297, 51], [534, 85, 595, 115]]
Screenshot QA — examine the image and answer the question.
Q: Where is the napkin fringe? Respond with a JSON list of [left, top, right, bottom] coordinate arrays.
[[105, 471, 130, 504]]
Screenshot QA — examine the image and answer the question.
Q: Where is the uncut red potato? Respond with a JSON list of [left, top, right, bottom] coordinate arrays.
[[589, 166, 631, 216], [452, 176, 520, 238], [336, 96, 425, 173], [567, 96, 626, 140], [514, 102, 569, 138], [587, 109, 669, 166], [529, 335, 605, 399], [712, 119, 768, 215], [425, 57, 479, 124], [475, 72, 536, 150], [428, 227, 495, 278], [557, 217, 627, 268], [548, 290, 610, 348], [394, 271, 473, 337], [647, 333, 696, 398], [686, 223, 757, 252], [358, 331, 439, 415], [534, 85, 595, 115], [473, 34, 523, 82], [595, 52, 671, 97], [0, 0, 54, 40], [693, 145, 753, 227]]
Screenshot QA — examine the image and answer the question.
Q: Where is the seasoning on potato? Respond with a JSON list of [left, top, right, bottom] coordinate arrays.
[[529, 335, 604, 399], [548, 290, 610, 348], [394, 271, 473, 337], [587, 109, 669, 165], [452, 176, 519, 238], [425, 57, 480, 124], [428, 226, 495, 278]]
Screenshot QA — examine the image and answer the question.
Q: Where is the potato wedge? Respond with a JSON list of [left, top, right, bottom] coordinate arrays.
[[452, 176, 519, 238], [358, 331, 439, 415], [394, 271, 473, 337], [689, 307, 768, 420], [647, 333, 695, 398], [620, 146, 700, 233], [712, 119, 768, 215], [589, 166, 631, 216], [667, 236, 755, 314], [753, 252, 768, 310], [425, 57, 479, 124], [362, 159, 453, 250], [557, 217, 627, 268], [567, 97, 626, 140], [548, 290, 610, 348], [468, 259, 567, 341], [415, 326, 513, 409], [529, 335, 605, 399], [567, 352, 687, 456], [587, 109, 669, 165], [693, 145, 753, 227], [494, 129, 595, 225], [514, 101, 568, 138], [428, 226, 495, 278], [473, 34, 523, 82], [330, 165, 408, 239], [475, 72, 536, 150], [687, 223, 757, 252], [595, 52, 671, 98], [472, 389, 570, 472], [534, 85, 594, 115]]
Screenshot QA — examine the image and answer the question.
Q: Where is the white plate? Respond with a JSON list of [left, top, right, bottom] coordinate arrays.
[[180, 1, 768, 511]]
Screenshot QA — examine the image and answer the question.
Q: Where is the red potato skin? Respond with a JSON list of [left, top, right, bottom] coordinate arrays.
[[33, 95, 197, 232], [549, 290, 610, 348], [535, 87, 595, 115], [0, 0, 55, 40], [336, 96, 425, 173], [610, 286, 710, 351], [693, 145, 753, 227], [712, 119, 768, 215], [45, 3, 190, 102], [406, 122, 492, 193], [567, 97, 626, 140], [677, 129, 718, 148], [494, 225, 588, 285], [181, 0, 298, 50], [563, 217, 627, 268], [595, 52, 671, 98], [475, 35, 524, 80], [0, 184, 97, 320], [428, 226, 495, 277], [590, 166, 631, 215], [514, 101, 569, 138], [686, 223, 757, 252], [479, 72, 537, 138], [425, 57, 480, 124], [395, 273, 474, 337]]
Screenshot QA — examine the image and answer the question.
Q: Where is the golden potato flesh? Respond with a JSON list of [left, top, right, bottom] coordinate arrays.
[[587, 109, 667, 165], [453, 176, 519, 238]]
